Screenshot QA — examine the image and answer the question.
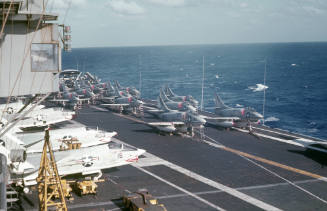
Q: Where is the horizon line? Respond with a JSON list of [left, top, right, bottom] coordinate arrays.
[[69, 40, 327, 49]]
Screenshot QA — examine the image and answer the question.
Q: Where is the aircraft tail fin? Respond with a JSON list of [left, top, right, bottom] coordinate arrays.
[[214, 93, 227, 109], [86, 72, 96, 82], [163, 85, 174, 96], [76, 72, 82, 81], [115, 80, 122, 89], [166, 85, 175, 96], [158, 95, 170, 112], [107, 81, 114, 91], [114, 84, 123, 97], [160, 88, 171, 102]]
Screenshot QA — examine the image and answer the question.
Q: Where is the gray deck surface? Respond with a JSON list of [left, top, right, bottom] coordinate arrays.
[[19, 105, 327, 211]]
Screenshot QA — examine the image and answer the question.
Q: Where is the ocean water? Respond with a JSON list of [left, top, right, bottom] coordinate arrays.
[[62, 42, 327, 140]]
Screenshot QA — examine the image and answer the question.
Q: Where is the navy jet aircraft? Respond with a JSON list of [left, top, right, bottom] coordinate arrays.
[[147, 96, 206, 135], [164, 85, 199, 108], [207, 93, 263, 128], [159, 88, 197, 113], [115, 80, 140, 99], [101, 84, 143, 113], [50, 86, 90, 109]]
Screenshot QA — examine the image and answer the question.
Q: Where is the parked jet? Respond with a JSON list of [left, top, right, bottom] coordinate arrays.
[[159, 88, 197, 113], [101, 84, 143, 113], [147, 96, 206, 134], [0, 103, 75, 131], [206, 93, 263, 128], [50, 87, 90, 108], [115, 80, 140, 99], [14, 108, 75, 131], [292, 138, 327, 154], [11, 139, 146, 187], [214, 93, 263, 121], [19, 127, 118, 153], [164, 85, 199, 107]]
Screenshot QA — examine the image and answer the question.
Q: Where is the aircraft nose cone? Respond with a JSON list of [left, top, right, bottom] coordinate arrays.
[[137, 149, 146, 156], [194, 116, 206, 125], [187, 105, 197, 113], [191, 100, 199, 106], [254, 112, 264, 119], [200, 117, 206, 125]]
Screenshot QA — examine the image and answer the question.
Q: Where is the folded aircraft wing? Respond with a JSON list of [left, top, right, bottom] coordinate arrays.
[[293, 138, 327, 154], [148, 122, 174, 126], [148, 121, 184, 126], [101, 96, 116, 100], [49, 99, 70, 102], [77, 98, 90, 101], [101, 103, 130, 107], [147, 122, 177, 133], [18, 117, 73, 131], [201, 115, 240, 121], [22, 143, 146, 186]]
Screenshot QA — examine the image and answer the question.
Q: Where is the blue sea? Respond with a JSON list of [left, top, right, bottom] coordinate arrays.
[[62, 42, 327, 140]]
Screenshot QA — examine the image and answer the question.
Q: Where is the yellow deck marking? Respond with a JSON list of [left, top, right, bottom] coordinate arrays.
[[98, 107, 327, 181], [222, 146, 324, 180]]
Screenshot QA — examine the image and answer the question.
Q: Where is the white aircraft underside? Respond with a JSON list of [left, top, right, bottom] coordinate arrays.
[[201, 115, 240, 128], [101, 103, 130, 111], [22, 127, 118, 153], [12, 142, 145, 186], [148, 121, 185, 133]]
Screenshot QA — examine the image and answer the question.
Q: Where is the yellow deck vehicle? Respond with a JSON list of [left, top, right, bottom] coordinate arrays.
[[76, 180, 98, 195], [123, 189, 167, 211]]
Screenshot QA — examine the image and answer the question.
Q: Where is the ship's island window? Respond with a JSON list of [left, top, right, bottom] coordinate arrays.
[[31, 43, 59, 72]]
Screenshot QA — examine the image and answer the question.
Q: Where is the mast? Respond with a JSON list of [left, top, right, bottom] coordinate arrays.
[[138, 55, 142, 98], [262, 58, 267, 124], [139, 71, 142, 98], [200, 56, 205, 111]]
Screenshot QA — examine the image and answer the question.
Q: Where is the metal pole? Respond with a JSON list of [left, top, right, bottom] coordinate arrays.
[[0, 92, 51, 138], [0, 154, 7, 211], [262, 59, 267, 125], [201, 56, 205, 111]]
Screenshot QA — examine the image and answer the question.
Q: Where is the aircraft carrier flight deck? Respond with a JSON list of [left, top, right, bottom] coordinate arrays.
[[19, 104, 327, 211]]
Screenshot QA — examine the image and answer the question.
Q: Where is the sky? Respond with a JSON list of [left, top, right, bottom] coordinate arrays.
[[47, 0, 327, 48]]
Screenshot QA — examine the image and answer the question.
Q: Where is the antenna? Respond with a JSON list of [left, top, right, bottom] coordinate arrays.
[[200, 56, 205, 111], [139, 71, 142, 98], [138, 55, 142, 98], [262, 58, 267, 124]]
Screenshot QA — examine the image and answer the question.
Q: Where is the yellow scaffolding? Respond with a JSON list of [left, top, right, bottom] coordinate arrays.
[[36, 129, 67, 211]]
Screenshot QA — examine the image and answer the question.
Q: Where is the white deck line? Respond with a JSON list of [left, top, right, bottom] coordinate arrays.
[[233, 127, 304, 147], [134, 166, 226, 211], [72, 110, 282, 210], [233, 127, 327, 154], [89, 105, 108, 112], [24, 179, 322, 211], [253, 126, 311, 141], [133, 152, 281, 211], [156, 178, 322, 199]]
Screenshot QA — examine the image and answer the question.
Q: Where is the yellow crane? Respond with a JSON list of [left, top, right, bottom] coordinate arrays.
[[36, 129, 67, 211]]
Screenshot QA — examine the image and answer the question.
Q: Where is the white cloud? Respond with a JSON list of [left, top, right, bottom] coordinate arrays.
[[147, 0, 186, 7], [107, 0, 145, 15], [240, 2, 248, 8], [302, 6, 324, 15], [48, 0, 87, 10]]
